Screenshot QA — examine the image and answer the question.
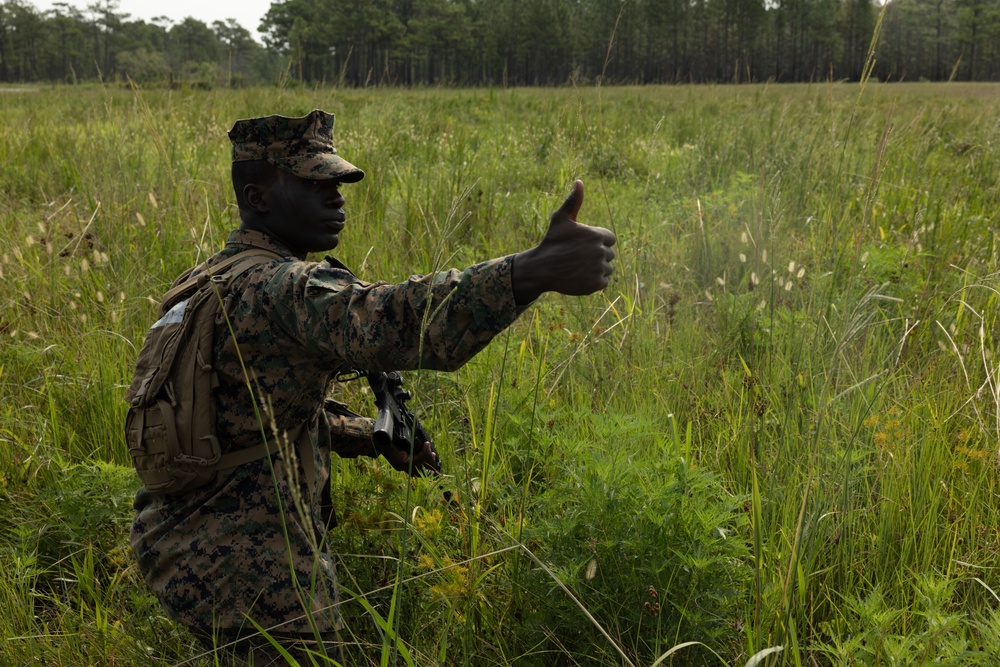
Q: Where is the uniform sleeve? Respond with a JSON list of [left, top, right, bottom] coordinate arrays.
[[264, 255, 524, 372], [326, 411, 377, 459]]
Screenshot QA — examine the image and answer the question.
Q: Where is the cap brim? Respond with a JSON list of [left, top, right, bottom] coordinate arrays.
[[271, 154, 365, 183]]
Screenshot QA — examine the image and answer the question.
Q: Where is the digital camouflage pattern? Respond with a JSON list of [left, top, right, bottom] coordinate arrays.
[[130, 229, 524, 638], [228, 110, 365, 182]]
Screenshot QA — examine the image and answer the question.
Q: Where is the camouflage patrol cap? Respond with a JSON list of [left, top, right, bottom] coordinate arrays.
[[228, 109, 365, 182]]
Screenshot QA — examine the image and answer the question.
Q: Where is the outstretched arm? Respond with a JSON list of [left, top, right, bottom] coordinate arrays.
[[511, 180, 617, 305]]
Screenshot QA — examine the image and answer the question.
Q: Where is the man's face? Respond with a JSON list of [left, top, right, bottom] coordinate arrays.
[[265, 170, 350, 255]]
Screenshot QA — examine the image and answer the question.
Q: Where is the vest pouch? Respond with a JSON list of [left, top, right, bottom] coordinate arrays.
[[127, 398, 180, 493]]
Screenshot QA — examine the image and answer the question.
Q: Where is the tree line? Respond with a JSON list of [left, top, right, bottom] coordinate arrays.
[[2, 0, 999, 87]]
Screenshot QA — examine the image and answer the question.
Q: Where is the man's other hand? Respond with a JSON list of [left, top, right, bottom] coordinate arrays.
[[378, 440, 441, 477]]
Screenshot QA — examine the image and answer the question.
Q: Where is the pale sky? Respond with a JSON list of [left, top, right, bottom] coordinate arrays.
[[32, 0, 274, 37]]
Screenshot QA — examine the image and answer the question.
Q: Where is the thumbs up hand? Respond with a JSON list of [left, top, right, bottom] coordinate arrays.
[[512, 180, 617, 305]]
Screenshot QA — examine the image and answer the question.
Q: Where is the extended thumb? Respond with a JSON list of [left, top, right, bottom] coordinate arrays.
[[552, 179, 584, 222]]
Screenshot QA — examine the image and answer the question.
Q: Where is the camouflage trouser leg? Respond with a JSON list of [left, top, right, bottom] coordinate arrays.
[[191, 626, 346, 666]]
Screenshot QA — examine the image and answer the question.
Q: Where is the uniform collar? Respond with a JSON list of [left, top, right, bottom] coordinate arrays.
[[225, 229, 298, 258], [224, 229, 353, 273]]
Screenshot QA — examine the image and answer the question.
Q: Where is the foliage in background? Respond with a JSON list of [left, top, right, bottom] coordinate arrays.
[[1, 0, 1000, 86], [1, 81, 1000, 666]]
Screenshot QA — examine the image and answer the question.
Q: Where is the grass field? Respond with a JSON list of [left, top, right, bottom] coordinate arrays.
[[2, 80, 1000, 666]]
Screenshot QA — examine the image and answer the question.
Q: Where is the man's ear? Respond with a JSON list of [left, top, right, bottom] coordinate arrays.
[[243, 182, 269, 213]]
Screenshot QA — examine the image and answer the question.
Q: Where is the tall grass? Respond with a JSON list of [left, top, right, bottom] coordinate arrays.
[[2, 80, 1000, 665]]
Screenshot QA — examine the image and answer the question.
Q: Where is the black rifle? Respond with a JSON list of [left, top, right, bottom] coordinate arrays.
[[362, 371, 456, 505], [364, 371, 440, 475]]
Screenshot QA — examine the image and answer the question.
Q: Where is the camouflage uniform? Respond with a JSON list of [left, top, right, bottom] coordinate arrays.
[[129, 111, 527, 657]]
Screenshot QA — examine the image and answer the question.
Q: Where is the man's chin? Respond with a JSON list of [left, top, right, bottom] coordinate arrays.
[[308, 233, 340, 254], [313, 233, 340, 252]]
